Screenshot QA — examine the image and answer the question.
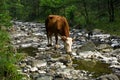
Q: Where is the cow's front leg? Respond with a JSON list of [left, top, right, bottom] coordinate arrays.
[[55, 34, 60, 49], [47, 34, 52, 47]]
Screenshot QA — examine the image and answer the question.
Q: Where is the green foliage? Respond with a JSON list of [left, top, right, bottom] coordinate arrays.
[[0, 0, 12, 28], [0, 30, 26, 80], [0, 30, 9, 45], [0, 57, 23, 80], [40, 0, 64, 16], [65, 5, 77, 26], [95, 18, 120, 35], [40, 0, 63, 7], [0, 1, 27, 79], [1, 0, 120, 35], [0, 12, 12, 27]]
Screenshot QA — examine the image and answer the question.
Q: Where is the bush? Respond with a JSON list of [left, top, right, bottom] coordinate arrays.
[[0, 30, 26, 80]]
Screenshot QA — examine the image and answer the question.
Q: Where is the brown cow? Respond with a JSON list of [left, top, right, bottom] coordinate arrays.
[[45, 15, 72, 53]]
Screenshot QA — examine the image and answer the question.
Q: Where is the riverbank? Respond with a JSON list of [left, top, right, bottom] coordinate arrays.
[[10, 21, 120, 80]]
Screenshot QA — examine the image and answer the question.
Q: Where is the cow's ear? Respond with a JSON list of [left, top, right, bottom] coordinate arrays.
[[61, 36, 67, 41]]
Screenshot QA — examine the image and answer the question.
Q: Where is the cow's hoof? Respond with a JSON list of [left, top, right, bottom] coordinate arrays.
[[47, 44, 52, 47], [54, 45, 60, 50], [55, 45, 60, 48]]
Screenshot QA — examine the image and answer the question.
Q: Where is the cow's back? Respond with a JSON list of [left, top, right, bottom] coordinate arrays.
[[45, 15, 70, 37]]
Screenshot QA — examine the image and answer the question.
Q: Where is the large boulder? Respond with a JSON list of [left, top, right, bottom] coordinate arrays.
[[76, 40, 96, 53], [96, 44, 113, 53]]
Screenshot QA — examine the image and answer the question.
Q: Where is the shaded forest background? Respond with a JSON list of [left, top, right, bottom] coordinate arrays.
[[1, 0, 120, 35]]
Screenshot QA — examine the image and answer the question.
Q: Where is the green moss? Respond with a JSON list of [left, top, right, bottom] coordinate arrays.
[[17, 47, 38, 57], [73, 59, 112, 78]]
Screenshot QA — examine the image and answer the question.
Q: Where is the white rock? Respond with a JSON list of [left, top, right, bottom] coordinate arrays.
[[30, 67, 38, 72], [71, 52, 77, 56], [77, 51, 103, 59], [32, 60, 47, 68], [110, 65, 120, 69], [32, 33, 42, 36], [57, 69, 72, 79], [50, 62, 66, 69], [20, 43, 32, 48], [38, 70, 46, 74], [92, 34, 110, 39]]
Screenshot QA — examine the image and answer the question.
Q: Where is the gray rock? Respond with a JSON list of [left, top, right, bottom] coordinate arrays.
[[96, 74, 119, 80], [96, 44, 113, 53], [76, 40, 96, 53], [36, 76, 53, 80], [92, 29, 104, 34], [32, 60, 47, 68], [30, 67, 38, 72]]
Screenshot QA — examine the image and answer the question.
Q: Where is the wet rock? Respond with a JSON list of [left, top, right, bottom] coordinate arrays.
[[31, 60, 47, 68], [30, 67, 38, 72], [111, 49, 120, 62], [92, 29, 104, 34], [38, 70, 46, 74], [56, 68, 90, 80], [96, 44, 113, 53], [49, 62, 66, 71], [101, 57, 118, 64], [96, 74, 119, 80], [76, 51, 102, 59], [20, 43, 32, 48], [92, 34, 110, 39], [59, 55, 73, 67], [31, 72, 39, 79], [36, 76, 53, 80], [110, 36, 120, 49], [76, 40, 96, 53]]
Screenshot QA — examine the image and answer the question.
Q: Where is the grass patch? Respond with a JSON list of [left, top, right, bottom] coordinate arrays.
[[0, 29, 27, 80]]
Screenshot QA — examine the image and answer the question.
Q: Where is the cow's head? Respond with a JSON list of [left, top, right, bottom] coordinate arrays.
[[61, 36, 73, 53]]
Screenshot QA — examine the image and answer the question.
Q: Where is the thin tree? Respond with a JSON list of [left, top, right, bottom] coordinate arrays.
[[82, 0, 89, 25], [108, 0, 115, 22]]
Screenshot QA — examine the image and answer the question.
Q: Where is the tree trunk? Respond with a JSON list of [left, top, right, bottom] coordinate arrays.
[[108, 0, 115, 22], [97, 0, 100, 21], [83, 0, 89, 25]]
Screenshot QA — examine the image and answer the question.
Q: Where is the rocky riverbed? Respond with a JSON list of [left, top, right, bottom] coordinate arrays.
[[10, 21, 120, 80]]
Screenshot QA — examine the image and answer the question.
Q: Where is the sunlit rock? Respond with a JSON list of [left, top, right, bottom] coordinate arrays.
[[30, 67, 38, 72], [50, 62, 66, 69], [36, 76, 53, 80], [96, 44, 113, 53], [76, 51, 103, 59], [20, 43, 32, 48], [38, 70, 46, 74], [32, 60, 47, 68]]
